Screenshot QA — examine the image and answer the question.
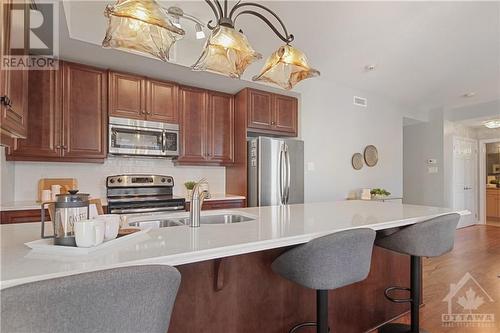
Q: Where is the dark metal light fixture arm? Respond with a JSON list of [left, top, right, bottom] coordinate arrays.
[[213, 0, 224, 19], [230, 2, 294, 43], [204, 0, 220, 21], [233, 10, 294, 43]]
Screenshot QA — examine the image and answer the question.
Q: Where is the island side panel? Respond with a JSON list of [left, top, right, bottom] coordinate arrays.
[[168, 247, 411, 333]]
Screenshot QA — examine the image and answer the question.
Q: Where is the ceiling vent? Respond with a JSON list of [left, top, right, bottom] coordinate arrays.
[[353, 96, 367, 107]]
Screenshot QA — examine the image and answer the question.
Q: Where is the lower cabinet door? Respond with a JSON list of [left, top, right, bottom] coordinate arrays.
[[61, 62, 107, 160], [487, 191, 499, 218]]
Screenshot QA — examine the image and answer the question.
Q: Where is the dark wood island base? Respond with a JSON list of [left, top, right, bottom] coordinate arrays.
[[168, 246, 413, 333]]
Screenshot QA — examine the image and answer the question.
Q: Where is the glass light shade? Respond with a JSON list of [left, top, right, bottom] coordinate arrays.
[[192, 25, 262, 78], [102, 0, 185, 61], [253, 45, 320, 90]]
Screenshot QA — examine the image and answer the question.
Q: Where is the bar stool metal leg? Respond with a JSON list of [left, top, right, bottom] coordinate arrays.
[[410, 255, 421, 333], [378, 256, 429, 333], [317, 290, 329, 333]]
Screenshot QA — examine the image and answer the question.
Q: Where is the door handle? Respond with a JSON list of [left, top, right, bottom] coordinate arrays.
[[279, 148, 285, 205], [285, 148, 291, 204]]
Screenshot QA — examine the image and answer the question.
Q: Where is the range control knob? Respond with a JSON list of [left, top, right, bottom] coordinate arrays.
[[117, 178, 123, 183], [109, 179, 115, 184], [161, 178, 166, 183], [166, 178, 172, 184]]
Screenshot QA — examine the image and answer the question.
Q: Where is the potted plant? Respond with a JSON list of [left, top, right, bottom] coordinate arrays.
[[184, 181, 197, 199], [370, 188, 391, 200]]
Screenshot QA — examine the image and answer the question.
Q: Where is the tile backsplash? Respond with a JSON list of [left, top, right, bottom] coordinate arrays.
[[1, 148, 225, 203]]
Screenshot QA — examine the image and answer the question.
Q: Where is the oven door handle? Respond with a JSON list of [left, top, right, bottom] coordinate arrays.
[[109, 206, 186, 214]]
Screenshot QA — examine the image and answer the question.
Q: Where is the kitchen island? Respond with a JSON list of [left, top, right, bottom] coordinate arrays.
[[1, 201, 467, 332]]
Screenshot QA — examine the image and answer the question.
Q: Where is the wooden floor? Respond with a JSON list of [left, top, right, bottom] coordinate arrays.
[[373, 225, 500, 333]]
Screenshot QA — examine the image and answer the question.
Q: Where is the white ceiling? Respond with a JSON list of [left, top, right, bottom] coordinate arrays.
[[61, 1, 500, 113]]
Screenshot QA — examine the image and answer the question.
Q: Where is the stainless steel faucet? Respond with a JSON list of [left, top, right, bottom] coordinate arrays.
[[189, 178, 209, 227]]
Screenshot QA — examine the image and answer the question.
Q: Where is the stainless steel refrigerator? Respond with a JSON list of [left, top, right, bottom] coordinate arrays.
[[247, 137, 304, 207]]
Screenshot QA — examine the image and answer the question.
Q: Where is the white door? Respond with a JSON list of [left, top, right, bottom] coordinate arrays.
[[453, 137, 478, 227]]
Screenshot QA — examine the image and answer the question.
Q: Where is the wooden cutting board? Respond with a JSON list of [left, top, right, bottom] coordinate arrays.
[[37, 178, 78, 203]]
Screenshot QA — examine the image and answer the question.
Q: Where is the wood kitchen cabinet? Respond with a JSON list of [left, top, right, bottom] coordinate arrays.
[[247, 89, 273, 130], [241, 88, 298, 136], [176, 86, 234, 166], [1, 0, 29, 139], [108, 71, 178, 123], [487, 189, 500, 221], [184, 198, 245, 211], [60, 62, 107, 159], [206, 91, 234, 164], [9, 61, 107, 162]]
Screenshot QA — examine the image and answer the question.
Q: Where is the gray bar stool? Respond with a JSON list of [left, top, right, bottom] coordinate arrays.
[[375, 213, 460, 333], [272, 228, 376, 333], [1, 265, 181, 333]]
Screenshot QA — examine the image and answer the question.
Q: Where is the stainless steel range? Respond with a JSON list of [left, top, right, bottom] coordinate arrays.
[[106, 174, 185, 214]]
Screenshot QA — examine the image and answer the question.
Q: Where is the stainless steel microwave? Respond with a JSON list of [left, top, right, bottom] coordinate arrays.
[[108, 117, 179, 157]]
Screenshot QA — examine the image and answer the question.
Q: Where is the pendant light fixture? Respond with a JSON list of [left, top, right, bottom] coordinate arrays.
[[192, 0, 320, 88], [192, 25, 262, 78], [103, 0, 319, 90], [253, 44, 320, 90], [102, 0, 185, 61]]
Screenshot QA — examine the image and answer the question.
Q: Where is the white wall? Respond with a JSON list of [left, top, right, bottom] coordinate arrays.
[[403, 99, 500, 209], [298, 81, 407, 202], [5, 156, 225, 203], [403, 110, 445, 206], [0, 147, 15, 204]]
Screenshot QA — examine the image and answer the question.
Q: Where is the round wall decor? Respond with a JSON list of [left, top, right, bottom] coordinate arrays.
[[364, 145, 379, 167], [352, 153, 364, 170]]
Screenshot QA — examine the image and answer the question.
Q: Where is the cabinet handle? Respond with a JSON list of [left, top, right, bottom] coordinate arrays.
[[1, 95, 12, 108], [61, 145, 68, 150], [271, 121, 276, 125]]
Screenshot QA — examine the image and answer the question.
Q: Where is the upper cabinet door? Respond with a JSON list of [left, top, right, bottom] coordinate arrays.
[[247, 89, 273, 130], [109, 71, 145, 120], [177, 86, 207, 164], [61, 62, 107, 160], [273, 95, 298, 135], [10, 69, 61, 159], [1, 0, 28, 138], [146, 79, 178, 123], [207, 92, 234, 164]]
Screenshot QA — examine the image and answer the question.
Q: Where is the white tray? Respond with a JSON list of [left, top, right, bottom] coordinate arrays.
[[24, 228, 151, 255]]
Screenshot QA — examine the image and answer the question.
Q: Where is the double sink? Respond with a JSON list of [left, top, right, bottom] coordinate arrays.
[[127, 213, 255, 229]]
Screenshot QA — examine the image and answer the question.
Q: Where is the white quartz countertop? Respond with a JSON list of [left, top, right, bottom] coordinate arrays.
[[1, 201, 468, 289]]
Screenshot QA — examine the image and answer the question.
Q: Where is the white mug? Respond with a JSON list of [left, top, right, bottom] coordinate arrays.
[[94, 215, 120, 241], [74, 219, 105, 248]]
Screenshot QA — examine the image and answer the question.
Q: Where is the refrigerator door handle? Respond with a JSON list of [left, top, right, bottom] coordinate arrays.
[[285, 148, 291, 204], [279, 147, 285, 205]]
